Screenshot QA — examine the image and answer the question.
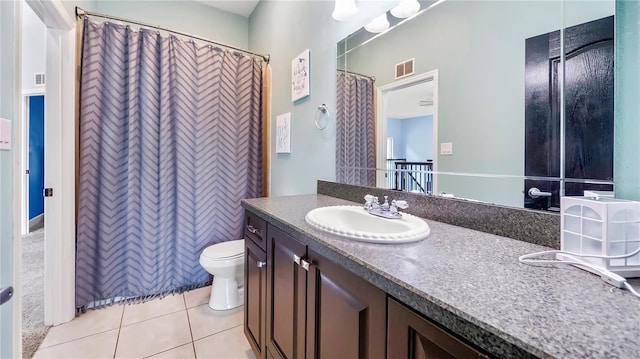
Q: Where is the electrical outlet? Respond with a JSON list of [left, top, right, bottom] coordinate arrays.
[[440, 142, 453, 155]]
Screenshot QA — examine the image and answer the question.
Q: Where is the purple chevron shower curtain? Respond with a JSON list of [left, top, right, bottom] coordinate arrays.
[[336, 72, 376, 186], [76, 18, 263, 308]]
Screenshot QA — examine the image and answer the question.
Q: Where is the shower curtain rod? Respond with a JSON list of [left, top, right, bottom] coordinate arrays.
[[75, 7, 270, 63], [340, 69, 375, 82]]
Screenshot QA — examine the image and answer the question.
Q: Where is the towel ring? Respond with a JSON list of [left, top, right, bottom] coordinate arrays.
[[315, 104, 330, 130]]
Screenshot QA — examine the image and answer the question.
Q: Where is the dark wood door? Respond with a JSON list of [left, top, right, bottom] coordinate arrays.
[[245, 237, 267, 359], [387, 298, 487, 359], [266, 225, 307, 359], [525, 16, 614, 210], [305, 249, 386, 359]]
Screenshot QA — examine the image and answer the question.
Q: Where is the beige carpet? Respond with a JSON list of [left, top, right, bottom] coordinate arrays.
[[22, 227, 50, 359]]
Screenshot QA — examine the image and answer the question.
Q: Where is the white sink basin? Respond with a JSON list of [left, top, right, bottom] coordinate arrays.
[[304, 205, 430, 244]]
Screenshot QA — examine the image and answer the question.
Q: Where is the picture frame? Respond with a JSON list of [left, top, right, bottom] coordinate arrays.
[[276, 112, 291, 153], [291, 49, 310, 102]]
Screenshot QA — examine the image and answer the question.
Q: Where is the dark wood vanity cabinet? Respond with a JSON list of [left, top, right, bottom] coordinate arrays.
[[244, 236, 267, 359], [244, 210, 486, 359], [305, 248, 386, 359], [265, 224, 307, 359], [387, 298, 488, 359], [263, 223, 386, 359]]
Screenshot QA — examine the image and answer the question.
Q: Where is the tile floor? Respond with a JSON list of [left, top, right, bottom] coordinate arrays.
[[32, 286, 255, 359]]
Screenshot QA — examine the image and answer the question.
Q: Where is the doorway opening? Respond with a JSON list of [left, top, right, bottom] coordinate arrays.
[[22, 94, 45, 234], [376, 70, 439, 195], [20, 4, 49, 358]]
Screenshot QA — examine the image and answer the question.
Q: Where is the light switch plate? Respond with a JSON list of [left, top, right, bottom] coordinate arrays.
[[440, 142, 453, 155], [0, 118, 11, 151]]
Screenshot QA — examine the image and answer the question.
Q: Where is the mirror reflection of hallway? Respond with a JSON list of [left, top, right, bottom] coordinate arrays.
[[382, 79, 436, 195]]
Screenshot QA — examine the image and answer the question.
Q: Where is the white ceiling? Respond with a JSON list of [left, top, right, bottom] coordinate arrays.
[[193, 0, 261, 17], [386, 81, 434, 119]]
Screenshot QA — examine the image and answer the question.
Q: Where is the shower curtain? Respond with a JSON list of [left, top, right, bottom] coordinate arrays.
[[76, 18, 263, 308], [336, 72, 376, 187]]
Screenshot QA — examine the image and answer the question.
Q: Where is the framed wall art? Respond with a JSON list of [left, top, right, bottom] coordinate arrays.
[[292, 49, 310, 102], [276, 112, 291, 153]]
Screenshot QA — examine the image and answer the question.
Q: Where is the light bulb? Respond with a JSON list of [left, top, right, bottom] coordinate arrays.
[[364, 13, 390, 33], [390, 0, 420, 19], [332, 0, 358, 21]]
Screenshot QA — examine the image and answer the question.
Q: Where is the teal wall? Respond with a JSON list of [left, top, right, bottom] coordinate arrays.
[[339, 1, 562, 195], [249, 0, 396, 196], [0, 1, 18, 357], [346, 0, 614, 175], [614, 0, 640, 201], [65, 0, 248, 48]]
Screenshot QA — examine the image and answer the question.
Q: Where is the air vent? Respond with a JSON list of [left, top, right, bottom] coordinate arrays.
[[394, 58, 415, 79], [35, 73, 45, 86], [418, 99, 433, 106]]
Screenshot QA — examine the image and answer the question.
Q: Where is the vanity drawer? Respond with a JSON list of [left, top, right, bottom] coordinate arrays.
[[244, 211, 266, 250]]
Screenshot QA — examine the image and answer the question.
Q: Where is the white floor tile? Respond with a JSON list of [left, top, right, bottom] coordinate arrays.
[[145, 343, 195, 359], [122, 294, 186, 326], [39, 305, 124, 348], [187, 304, 243, 340], [184, 285, 211, 308], [115, 311, 192, 359], [194, 326, 255, 359], [33, 329, 118, 359]]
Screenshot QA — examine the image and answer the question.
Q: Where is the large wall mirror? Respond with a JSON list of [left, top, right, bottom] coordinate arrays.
[[336, 0, 639, 211]]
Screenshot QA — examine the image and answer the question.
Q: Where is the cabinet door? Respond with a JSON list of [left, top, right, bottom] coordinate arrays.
[[266, 225, 307, 359], [387, 298, 488, 359], [306, 249, 386, 359], [245, 237, 267, 359]]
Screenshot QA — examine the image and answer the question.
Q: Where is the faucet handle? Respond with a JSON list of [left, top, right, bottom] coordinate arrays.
[[394, 200, 408, 209], [364, 194, 378, 210], [390, 200, 408, 215]]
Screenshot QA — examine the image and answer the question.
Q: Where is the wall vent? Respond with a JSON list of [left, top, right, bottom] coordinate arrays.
[[395, 58, 415, 79], [35, 73, 45, 86]]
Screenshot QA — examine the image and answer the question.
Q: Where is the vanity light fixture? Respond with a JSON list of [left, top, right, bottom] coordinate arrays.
[[332, 0, 358, 21], [390, 0, 421, 18], [364, 13, 390, 33]]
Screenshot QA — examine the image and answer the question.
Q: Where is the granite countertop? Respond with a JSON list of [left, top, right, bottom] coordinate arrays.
[[242, 194, 640, 359]]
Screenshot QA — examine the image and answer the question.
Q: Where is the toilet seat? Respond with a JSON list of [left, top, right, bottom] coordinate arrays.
[[201, 239, 244, 260]]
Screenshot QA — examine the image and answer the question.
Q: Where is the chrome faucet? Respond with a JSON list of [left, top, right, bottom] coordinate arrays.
[[364, 194, 408, 219]]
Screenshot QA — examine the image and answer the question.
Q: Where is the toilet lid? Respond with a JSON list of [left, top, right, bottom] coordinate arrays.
[[201, 239, 244, 260]]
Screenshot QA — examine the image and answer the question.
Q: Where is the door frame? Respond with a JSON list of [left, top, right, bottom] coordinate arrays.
[[376, 70, 439, 194], [17, 0, 76, 328], [21, 90, 45, 235], [3, 1, 23, 356]]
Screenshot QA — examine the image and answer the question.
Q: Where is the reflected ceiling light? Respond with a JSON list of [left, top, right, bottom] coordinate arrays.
[[390, 0, 421, 18], [332, 0, 358, 21], [364, 13, 390, 33]]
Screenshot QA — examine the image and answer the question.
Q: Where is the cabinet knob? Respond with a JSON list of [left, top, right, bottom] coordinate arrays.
[[301, 259, 310, 271], [293, 254, 301, 265], [257, 261, 266, 268]]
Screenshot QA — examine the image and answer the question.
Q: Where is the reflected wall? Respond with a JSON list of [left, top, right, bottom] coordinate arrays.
[[336, 0, 631, 209]]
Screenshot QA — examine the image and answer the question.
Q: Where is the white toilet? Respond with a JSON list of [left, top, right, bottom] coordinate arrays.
[[199, 239, 245, 310]]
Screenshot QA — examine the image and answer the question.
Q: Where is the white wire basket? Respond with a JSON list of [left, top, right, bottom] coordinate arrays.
[[560, 196, 640, 278]]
